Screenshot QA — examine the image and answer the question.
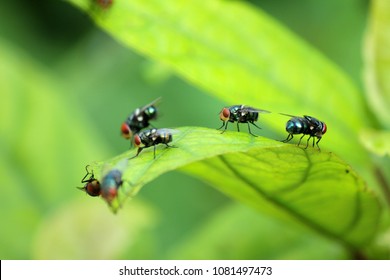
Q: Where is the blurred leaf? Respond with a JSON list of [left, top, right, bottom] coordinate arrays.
[[0, 37, 110, 258], [168, 203, 348, 259], [67, 0, 370, 170], [364, 0, 390, 129], [91, 127, 381, 249], [360, 129, 390, 157], [32, 198, 156, 259], [0, 159, 41, 259]]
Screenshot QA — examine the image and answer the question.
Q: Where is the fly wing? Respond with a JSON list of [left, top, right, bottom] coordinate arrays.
[[304, 115, 322, 126], [279, 113, 299, 118], [243, 106, 271, 114], [113, 158, 129, 173], [303, 115, 316, 121], [100, 162, 112, 178], [140, 97, 162, 111], [100, 159, 128, 177], [155, 128, 180, 135]]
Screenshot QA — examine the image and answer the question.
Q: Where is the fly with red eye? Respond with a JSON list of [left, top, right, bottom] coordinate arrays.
[[78, 165, 101, 197], [281, 114, 327, 150], [131, 128, 177, 159], [121, 98, 161, 141], [218, 105, 270, 136]]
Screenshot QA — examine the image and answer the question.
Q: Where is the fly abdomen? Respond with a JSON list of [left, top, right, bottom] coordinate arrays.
[[240, 111, 259, 123], [157, 131, 173, 144], [286, 117, 308, 134]]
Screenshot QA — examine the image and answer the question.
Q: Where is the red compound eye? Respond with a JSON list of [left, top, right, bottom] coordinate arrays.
[[121, 123, 132, 139], [134, 134, 142, 147], [220, 108, 230, 121], [322, 123, 327, 134], [85, 180, 101, 197]]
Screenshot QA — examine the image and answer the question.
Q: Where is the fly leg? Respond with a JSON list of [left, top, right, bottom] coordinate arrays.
[[282, 134, 293, 143], [297, 134, 305, 147], [129, 140, 134, 149], [251, 122, 262, 129], [315, 137, 322, 151], [81, 165, 94, 183], [218, 121, 229, 134], [304, 136, 312, 149], [129, 147, 143, 159], [153, 143, 178, 159], [247, 123, 260, 137], [217, 121, 225, 130], [247, 122, 260, 137], [165, 143, 177, 148]]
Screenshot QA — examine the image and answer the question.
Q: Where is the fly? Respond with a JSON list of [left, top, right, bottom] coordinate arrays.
[[281, 114, 327, 150], [121, 97, 161, 140], [78, 165, 101, 197], [100, 159, 128, 205], [131, 128, 177, 159], [218, 105, 270, 136]]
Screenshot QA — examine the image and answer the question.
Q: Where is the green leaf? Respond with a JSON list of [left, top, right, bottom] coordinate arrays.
[[32, 198, 156, 259], [360, 129, 390, 157], [67, 0, 370, 170], [90, 127, 381, 248], [0, 37, 112, 258], [168, 203, 348, 259], [364, 0, 390, 129]]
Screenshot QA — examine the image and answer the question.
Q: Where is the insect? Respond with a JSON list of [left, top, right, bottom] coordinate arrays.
[[131, 128, 177, 159], [121, 97, 161, 140], [78, 165, 101, 197], [100, 159, 128, 205], [218, 105, 270, 136], [281, 114, 327, 150]]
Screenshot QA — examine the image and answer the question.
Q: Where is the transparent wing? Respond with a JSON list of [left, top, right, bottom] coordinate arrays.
[[242, 106, 270, 114], [100, 163, 112, 177], [303, 115, 322, 125], [140, 97, 162, 111], [303, 115, 316, 120], [101, 159, 128, 177], [113, 158, 129, 172], [279, 113, 299, 118], [155, 128, 180, 135]]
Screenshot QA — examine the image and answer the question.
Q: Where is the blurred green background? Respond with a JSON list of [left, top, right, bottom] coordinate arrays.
[[0, 0, 369, 259]]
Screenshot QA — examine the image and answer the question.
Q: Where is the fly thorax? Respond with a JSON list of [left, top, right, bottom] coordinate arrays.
[[136, 115, 144, 122], [112, 170, 123, 187], [139, 132, 152, 146], [230, 107, 240, 121], [145, 106, 157, 118]]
